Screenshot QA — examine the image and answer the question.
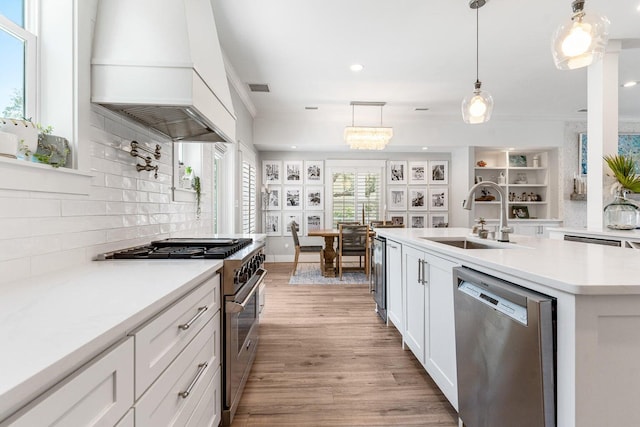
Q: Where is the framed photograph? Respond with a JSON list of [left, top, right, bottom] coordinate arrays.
[[408, 188, 428, 211], [509, 154, 528, 167], [305, 213, 324, 235], [579, 133, 640, 175], [263, 160, 282, 185], [429, 187, 448, 211], [430, 213, 449, 228], [510, 205, 530, 219], [304, 160, 323, 183], [428, 160, 449, 185], [265, 212, 281, 236], [284, 186, 302, 209], [284, 160, 303, 184], [409, 214, 427, 229], [387, 213, 406, 226], [305, 186, 323, 210], [408, 161, 428, 184], [388, 187, 407, 210], [284, 213, 303, 233], [388, 160, 407, 185], [266, 186, 282, 210]]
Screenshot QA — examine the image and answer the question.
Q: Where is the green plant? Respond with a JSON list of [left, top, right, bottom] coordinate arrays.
[[192, 175, 201, 218], [185, 166, 193, 176], [603, 154, 640, 193]]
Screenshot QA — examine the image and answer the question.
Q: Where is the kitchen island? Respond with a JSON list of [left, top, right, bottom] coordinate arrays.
[[375, 227, 640, 427]]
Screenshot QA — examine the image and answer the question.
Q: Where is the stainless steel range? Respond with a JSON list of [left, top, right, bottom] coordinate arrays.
[[98, 237, 266, 426]]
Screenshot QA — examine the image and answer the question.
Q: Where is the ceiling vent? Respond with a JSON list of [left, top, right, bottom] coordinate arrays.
[[249, 84, 270, 93]]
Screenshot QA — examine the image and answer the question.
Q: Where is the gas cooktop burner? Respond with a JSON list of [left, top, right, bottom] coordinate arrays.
[[107, 238, 254, 260]]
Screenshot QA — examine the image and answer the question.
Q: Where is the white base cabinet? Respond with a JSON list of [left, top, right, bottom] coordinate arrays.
[[386, 239, 403, 332], [401, 243, 459, 410], [1, 338, 134, 427]]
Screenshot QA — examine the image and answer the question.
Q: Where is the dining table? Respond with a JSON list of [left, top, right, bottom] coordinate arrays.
[[307, 228, 375, 277]]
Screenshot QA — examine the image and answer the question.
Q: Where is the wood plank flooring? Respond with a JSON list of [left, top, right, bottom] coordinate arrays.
[[230, 262, 458, 427]]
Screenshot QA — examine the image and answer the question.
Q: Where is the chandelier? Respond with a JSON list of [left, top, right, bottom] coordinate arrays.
[[344, 102, 393, 150]]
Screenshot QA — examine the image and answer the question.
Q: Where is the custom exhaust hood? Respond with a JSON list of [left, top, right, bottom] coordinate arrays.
[[91, 0, 236, 143]]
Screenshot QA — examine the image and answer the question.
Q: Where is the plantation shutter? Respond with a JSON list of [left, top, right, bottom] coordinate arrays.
[[332, 168, 382, 227], [242, 160, 256, 233]]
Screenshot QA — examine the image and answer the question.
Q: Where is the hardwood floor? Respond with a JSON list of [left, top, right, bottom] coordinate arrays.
[[230, 262, 458, 427]]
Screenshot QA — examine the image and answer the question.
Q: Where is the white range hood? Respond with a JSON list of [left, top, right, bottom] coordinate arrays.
[[91, 0, 236, 143]]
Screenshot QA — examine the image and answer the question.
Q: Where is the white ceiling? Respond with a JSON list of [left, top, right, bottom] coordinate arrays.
[[211, 0, 640, 151]]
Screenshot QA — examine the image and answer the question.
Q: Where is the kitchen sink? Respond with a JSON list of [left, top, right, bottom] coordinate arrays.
[[420, 237, 519, 249]]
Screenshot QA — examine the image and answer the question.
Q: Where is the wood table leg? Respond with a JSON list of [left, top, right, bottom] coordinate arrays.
[[322, 236, 336, 277]]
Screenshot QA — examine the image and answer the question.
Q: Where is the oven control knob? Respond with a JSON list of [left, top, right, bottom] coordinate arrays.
[[234, 270, 241, 284]]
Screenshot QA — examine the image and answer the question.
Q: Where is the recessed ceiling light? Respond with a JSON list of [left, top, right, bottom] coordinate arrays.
[[415, 107, 430, 111], [421, 147, 429, 150], [350, 64, 364, 72], [291, 145, 297, 149], [622, 81, 638, 88]]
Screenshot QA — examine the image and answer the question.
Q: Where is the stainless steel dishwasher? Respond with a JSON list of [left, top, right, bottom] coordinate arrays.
[[453, 267, 556, 427]]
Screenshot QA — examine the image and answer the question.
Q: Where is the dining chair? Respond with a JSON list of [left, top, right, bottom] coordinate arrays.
[[337, 224, 370, 280], [290, 221, 324, 275]]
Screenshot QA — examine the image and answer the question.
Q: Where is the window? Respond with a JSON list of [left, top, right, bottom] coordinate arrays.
[[212, 156, 219, 232], [242, 160, 257, 233], [332, 168, 382, 227], [0, 0, 36, 119]]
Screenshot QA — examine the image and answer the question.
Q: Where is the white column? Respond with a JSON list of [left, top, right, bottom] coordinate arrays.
[[586, 41, 621, 230]]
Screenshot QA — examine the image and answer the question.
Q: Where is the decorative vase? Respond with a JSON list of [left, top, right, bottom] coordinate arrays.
[[604, 191, 639, 230], [36, 134, 71, 167], [0, 118, 38, 159]]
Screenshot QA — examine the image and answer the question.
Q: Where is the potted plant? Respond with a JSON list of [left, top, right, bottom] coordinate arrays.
[[34, 124, 71, 168], [192, 175, 201, 219], [602, 154, 640, 230], [603, 154, 640, 194]]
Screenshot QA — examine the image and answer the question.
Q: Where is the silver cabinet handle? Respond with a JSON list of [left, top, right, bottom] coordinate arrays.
[[421, 259, 429, 285], [417, 259, 423, 284], [178, 306, 208, 331], [388, 243, 398, 249], [178, 362, 208, 398]]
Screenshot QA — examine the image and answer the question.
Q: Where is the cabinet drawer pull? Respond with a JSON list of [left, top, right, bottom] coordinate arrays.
[[178, 362, 208, 399], [178, 306, 208, 331]]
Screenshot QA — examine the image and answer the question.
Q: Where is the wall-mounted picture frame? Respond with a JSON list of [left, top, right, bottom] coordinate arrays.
[[284, 186, 302, 209], [430, 213, 449, 228], [284, 213, 303, 234], [305, 213, 324, 235], [388, 187, 407, 210], [265, 212, 281, 236], [509, 154, 528, 167], [388, 160, 407, 185], [387, 213, 406, 226], [266, 186, 282, 210], [408, 161, 428, 184], [510, 205, 530, 219], [263, 160, 282, 185], [428, 160, 449, 185], [305, 186, 324, 210], [579, 133, 640, 175], [429, 187, 448, 211], [408, 188, 428, 211], [284, 160, 303, 184], [304, 160, 323, 183], [409, 214, 427, 228]]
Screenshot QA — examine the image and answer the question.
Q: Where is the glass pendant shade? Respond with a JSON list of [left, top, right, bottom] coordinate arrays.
[[461, 82, 493, 124], [344, 126, 393, 150], [551, 2, 610, 70]]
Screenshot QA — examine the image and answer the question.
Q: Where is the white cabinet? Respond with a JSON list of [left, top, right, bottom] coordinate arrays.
[[403, 244, 426, 364], [472, 147, 560, 224], [486, 219, 563, 238], [401, 243, 459, 410], [386, 239, 403, 332], [2, 338, 134, 427]]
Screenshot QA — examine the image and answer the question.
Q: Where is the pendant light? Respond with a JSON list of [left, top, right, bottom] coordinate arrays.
[[344, 102, 393, 150], [551, 0, 610, 70], [461, 0, 493, 125]]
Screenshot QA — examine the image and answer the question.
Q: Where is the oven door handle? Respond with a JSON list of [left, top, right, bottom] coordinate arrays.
[[225, 268, 267, 313]]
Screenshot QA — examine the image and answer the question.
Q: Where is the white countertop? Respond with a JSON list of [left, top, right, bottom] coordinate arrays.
[[375, 227, 640, 295], [0, 259, 223, 421]]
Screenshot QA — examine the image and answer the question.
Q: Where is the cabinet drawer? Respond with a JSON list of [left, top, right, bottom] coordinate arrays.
[[135, 312, 221, 426], [134, 273, 219, 398], [2, 338, 134, 427], [184, 365, 221, 427]]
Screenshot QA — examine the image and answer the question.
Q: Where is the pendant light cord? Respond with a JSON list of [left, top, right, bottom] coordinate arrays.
[[476, 4, 479, 84]]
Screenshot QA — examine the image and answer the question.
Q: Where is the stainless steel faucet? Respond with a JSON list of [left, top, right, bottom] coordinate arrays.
[[463, 181, 513, 242]]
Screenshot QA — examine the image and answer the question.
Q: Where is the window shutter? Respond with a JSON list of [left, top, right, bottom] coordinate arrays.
[[331, 168, 382, 227], [242, 161, 256, 233]]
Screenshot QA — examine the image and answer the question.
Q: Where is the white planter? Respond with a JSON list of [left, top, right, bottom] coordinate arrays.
[[0, 131, 18, 158], [0, 118, 38, 158]]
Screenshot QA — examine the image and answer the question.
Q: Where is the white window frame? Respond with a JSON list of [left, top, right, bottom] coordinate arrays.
[[0, 1, 37, 120]]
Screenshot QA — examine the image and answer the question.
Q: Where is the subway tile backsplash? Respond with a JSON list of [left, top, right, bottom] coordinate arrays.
[[0, 105, 212, 285]]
